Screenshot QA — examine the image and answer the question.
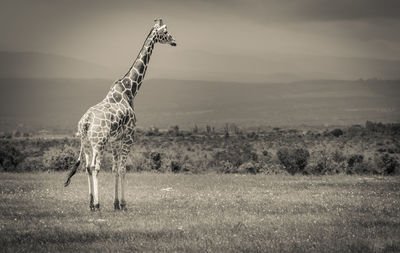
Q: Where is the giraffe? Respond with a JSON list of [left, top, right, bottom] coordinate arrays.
[[64, 18, 177, 211]]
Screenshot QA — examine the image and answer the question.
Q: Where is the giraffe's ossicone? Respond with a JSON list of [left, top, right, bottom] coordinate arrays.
[[64, 18, 177, 212]]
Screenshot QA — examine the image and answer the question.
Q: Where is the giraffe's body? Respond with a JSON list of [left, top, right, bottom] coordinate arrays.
[[64, 19, 176, 211]]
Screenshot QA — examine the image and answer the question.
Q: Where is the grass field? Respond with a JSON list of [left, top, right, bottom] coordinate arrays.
[[0, 172, 399, 252]]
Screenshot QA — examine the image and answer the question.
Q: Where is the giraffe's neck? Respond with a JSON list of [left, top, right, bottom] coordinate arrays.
[[125, 29, 156, 93], [106, 28, 157, 108]]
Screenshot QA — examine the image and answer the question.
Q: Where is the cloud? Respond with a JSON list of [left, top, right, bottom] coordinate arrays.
[[1, 0, 399, 80], [195, 0, 400, 23]]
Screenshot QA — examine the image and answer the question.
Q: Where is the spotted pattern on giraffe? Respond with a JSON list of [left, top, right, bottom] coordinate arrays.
[[130, 72, 139, 81], [122, 78, 131, 87], [115, 82, 124, 93]]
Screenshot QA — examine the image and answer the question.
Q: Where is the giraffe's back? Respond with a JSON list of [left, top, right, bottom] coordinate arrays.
[[78, 100, 136, 147]]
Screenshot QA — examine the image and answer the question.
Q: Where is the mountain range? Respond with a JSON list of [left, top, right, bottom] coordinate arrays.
[[1, 51, 400, 82], [0, 51, 399, 132]]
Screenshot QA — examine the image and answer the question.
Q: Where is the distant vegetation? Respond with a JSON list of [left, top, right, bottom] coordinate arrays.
[[0, 121, 399, 175]]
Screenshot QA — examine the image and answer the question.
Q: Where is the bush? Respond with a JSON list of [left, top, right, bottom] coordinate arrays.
[[0, 144, 24, 171], [375, 154, 399, 175], [347, 154, 363, 168], [16, 156, 44, 172], [145, 126, 159, 136], [308, 148, 347, 175], [332, 149, 346, 163], [237, 162, 260, 174], [219, 161, 235, 174], [277, 147, 310, 174], [330, 128, 344, 137], [168, 125, 181, 136], [171, 160, 181, 173], [213, 143, 258, 168], [129, 152, 149, 171], [42, 145, 78, 171], [150, 152, 162, 171]]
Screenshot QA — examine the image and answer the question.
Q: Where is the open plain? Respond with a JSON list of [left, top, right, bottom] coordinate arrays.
[[0, 172, 399, 252]]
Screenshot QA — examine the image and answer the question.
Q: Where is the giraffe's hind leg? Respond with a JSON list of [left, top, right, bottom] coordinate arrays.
[[90, 146, 103, 212], [112, 142, 121, 210], [83, 148, 95, 211]]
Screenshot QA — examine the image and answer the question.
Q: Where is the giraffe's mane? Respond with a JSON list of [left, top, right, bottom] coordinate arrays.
[[136, 27, 155, 58], [123, 27, 155, 78]]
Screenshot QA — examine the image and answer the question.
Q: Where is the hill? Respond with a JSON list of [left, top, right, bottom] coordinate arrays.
[[150, 50, 400, 82], [0, 78, 399, 132]]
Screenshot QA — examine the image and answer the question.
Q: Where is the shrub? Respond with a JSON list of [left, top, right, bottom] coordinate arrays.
[[332, 149, 346, 163], [375, 154, 399, 175], [219, 161, 235, 174], [171, 160, 181, 173], [42, 145, 78, 171], [0, 144, 24, 171], [168, 125, 181, 136], [213, 143, 258, 168], [277, 147, 310, 174], [145, 126, 159, 136], [150, 152, 162, 170], [246, 132, 258, 139], [16, 156, 44, 172], [307, 148, 347, 175], [330, 128, 344, 137], [346, 125, 363, 138], [365, 121, 385, 133], [130, 152, 149, 171], [237, 161, 260, 174], [259, 163, 286, 174], [347, 154, 363, 168], [220, 160, 262, 174]]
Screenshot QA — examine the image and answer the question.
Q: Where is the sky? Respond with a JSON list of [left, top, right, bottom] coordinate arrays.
[[1, 0, 400, 82]]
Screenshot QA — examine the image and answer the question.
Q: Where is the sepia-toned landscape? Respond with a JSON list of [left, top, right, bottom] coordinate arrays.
[[1, 0, 400, 252]]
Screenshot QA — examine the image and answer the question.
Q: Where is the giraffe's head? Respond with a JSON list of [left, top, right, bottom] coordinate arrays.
[[153, 18, 177, 47]]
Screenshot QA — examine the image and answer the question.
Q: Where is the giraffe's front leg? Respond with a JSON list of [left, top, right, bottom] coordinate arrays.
[[119, 172, 127, 211], [118, 139, 133, 211], [113, 173, 120, 210]]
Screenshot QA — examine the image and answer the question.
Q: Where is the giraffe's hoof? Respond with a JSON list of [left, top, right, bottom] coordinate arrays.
[[89, 194, 95, 211], [91, 203, 100, 212], [120, 200, 127, 211], [114, 200, 120, 211]]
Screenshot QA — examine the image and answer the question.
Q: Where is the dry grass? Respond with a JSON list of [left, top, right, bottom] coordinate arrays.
[[0, 172, 399, 252]]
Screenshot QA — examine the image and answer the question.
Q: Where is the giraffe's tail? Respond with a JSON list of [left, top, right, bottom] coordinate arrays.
[[64, 143, 83, 187]]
